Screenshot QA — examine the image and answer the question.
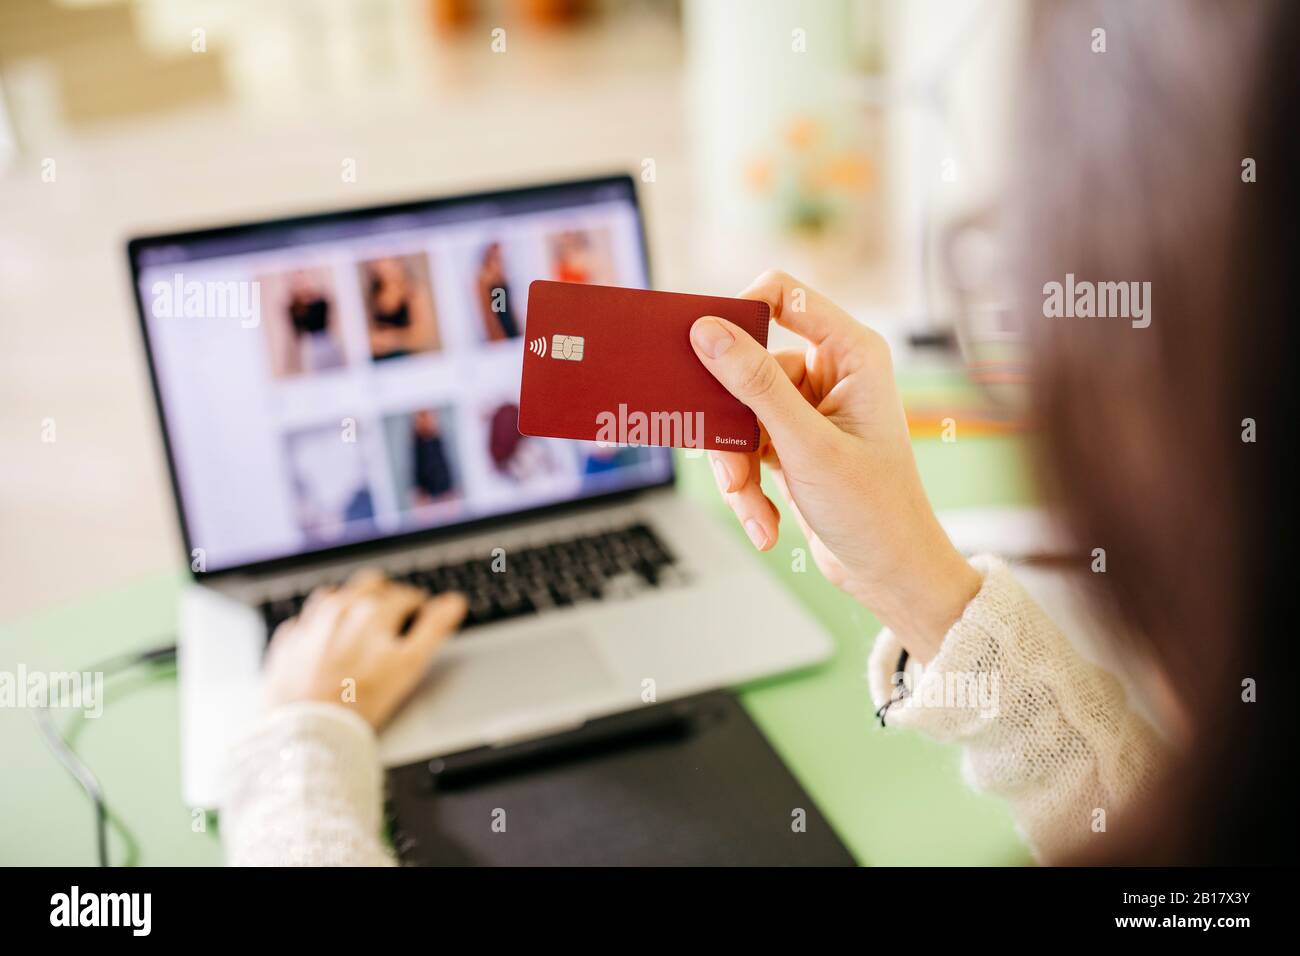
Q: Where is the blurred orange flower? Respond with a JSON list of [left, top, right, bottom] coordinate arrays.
[[741, 113, 880, 236], [783, 116, 822, 151], [744, 157, 774, 193], [819, 153, 875, 192]]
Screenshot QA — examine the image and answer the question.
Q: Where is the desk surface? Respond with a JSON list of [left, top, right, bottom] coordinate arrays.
[[0, 370, 1034, 866]]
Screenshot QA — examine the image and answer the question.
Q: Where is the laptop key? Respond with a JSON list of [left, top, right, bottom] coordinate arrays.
[[259, 521, 677, 643]]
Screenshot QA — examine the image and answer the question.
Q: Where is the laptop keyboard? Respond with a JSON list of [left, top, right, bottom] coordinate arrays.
[[257, 521, 680, 641]]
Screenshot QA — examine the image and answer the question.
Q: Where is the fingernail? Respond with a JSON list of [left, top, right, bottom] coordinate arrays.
[[711, 455, 731, 490], [691, 316, 735, 359], [743, 518, 768, 549]]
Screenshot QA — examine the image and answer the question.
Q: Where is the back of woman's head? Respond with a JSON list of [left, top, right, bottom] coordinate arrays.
[[1014, 0, 1298, 863]]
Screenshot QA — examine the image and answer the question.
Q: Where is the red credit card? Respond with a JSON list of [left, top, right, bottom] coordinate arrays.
[[518, 280, 769, 453]]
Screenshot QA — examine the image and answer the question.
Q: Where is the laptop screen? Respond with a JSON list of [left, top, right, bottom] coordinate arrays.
[[130, 176, 673, 575]]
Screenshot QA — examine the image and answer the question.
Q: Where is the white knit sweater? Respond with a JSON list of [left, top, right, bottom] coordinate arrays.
[[220, 555, 1166, 865], [221, 702, 393, 866]]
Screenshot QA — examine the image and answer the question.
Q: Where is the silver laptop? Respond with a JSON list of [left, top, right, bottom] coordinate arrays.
[[129, 175, 832, 809]]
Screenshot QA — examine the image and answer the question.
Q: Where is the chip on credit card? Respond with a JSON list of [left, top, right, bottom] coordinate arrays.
[[518, 280, 769, 453]]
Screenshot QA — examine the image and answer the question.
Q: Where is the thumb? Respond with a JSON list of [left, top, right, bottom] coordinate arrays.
[[690, 315, 826, 451]]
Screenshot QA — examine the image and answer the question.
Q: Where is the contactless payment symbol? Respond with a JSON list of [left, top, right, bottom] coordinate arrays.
[[528, 336, 547, 358], [549, 334, 585, 362]]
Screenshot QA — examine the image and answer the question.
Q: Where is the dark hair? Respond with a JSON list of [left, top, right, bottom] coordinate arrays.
[[1015, 0, 1298, 863]]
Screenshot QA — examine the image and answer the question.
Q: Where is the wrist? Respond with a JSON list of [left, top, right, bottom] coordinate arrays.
[[852, 529, 981, 665]]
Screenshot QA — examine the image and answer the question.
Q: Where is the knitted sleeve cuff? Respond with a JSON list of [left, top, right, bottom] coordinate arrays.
[[867, 554, 1016, 735], [865, 553, 1168, 862], [219, 702, 392, 866]]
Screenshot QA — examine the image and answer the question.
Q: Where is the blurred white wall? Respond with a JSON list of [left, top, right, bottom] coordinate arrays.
[[880, 0, 1025, 327]]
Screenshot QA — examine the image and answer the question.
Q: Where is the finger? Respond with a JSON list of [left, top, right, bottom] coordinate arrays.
[[737, 270, 869, 350], [773, 348, 815, 407], [342, 568, 389, 597], [690, 316, 828, 453], [311, 569, 391, 634], [712, 423, 780, 551], [400, 592, 469, 661], [712, 349, 806, 491], [724, 482, 781, 551], [294, 585, 350, 636], [770, 467, 815, 541], [336, 583, 423, 640], [367, 584, 429, 634], [265, 617, 297, 652], [299, 584, 337, 618], [709, 449, 753, 494]]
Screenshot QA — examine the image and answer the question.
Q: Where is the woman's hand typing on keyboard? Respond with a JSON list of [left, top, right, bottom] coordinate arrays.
[[262, 569, 468, 728]]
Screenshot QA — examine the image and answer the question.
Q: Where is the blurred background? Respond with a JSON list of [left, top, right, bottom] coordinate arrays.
[[0, 0, 1025, 619]]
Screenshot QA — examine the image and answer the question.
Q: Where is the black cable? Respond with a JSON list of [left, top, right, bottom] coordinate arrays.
[[32, 642, 177, 867]]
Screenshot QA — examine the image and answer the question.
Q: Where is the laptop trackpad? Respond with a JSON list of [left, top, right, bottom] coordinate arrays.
[[380, 629, 618, 764]]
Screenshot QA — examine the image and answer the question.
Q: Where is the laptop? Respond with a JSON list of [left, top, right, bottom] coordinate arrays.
[[128, 174, 833, 808]]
